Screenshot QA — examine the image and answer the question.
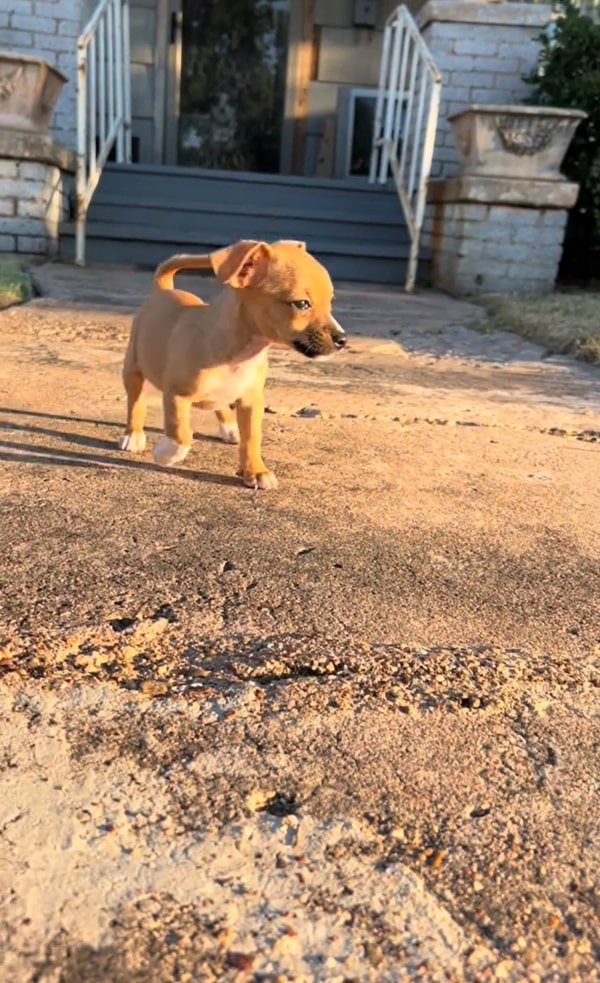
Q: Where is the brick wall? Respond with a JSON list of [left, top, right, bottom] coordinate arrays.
[[0, 157, 72, 256], [431, 201, 567, 294], [0, 0, 84, 149], [417, 1, 552, 180]]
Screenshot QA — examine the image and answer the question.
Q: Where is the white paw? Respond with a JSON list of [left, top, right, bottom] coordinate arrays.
[[118, 431, 146, 453], [218, 421, 240, 445], [153, 436, 191, 467], [241, 469, 278, 490]]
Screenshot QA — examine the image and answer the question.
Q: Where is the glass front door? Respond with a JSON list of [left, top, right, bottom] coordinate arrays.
[[169, 0, 290, 173]]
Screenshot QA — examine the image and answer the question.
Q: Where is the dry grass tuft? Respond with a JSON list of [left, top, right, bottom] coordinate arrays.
[[478, 291, 600, 365]]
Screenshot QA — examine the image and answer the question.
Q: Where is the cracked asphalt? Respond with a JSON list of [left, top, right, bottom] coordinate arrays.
[[1, 263, 599, 982]]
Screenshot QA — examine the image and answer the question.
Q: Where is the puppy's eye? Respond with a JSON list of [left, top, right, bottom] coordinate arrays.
[[290, 299, 311, 311]]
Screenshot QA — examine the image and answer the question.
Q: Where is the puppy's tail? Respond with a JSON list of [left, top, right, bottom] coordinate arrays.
[[153, 253, 214, 291]]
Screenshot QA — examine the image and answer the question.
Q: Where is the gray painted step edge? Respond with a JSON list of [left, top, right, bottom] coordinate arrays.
[[59, 237, 418, 286], [96, 172, 403, 213], [100, 161, 398, 193], [93, 183, 404, 218], [88, 195, 406, 228], [86, 208, 411, 247], [62, 222, 419, 259]]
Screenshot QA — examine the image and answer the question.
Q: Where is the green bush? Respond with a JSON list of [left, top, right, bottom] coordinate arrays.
[[524, 2, 600, 282]]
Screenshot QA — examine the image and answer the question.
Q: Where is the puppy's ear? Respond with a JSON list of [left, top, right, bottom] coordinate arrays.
[[210, 240, 273, 288], [278, 240, 307, 250]]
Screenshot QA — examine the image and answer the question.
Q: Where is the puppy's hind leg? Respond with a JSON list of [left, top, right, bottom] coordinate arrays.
[[215, 405, 240, 445], [153, 390, 193, 466], [118, 360, 147, 453]]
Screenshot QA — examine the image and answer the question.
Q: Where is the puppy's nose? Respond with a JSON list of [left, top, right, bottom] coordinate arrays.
[[333, 332, 347, 349]]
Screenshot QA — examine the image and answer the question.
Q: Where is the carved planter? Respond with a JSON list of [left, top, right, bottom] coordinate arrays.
[[449, 104, 587, 181], [0, 52, 67, 134]]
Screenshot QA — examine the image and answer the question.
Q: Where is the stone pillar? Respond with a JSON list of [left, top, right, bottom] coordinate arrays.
[[0, 132, 75, 257], [417, 0, 552, 181], [428, 106, 584, 296], [0, 54, 75, 256], [429, 179, 578, 295]]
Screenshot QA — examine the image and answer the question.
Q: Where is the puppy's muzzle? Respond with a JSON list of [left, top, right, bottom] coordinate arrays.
[[293, 320, 347, 359]]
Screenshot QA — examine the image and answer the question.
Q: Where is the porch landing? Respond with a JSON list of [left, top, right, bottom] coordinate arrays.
[[60, 163, 427, 286]]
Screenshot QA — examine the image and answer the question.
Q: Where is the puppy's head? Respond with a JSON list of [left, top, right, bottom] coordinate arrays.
[[210, 239, 346, 359]]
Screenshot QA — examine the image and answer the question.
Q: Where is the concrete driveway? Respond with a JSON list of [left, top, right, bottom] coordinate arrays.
[[1, 263, 599, 982]]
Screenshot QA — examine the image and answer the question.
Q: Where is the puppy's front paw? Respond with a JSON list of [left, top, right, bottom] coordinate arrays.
[[239, 468, 278, 490], [218, 421, 240, 445], [153, 436, 191, 467], [118, 431, 146, 453]]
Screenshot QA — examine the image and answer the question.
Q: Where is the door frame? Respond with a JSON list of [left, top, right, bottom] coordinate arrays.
[[160, 0, 182, 165], [157, 0, 303, 171], [280, 0, 314, 174]]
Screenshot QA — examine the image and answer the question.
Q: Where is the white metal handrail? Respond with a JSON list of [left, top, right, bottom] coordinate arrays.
[[76, 0, 132, 265], [369, 6, 441, 292]]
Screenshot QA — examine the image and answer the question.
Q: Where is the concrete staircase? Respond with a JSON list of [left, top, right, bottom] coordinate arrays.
[[60, 163, 429, 286]]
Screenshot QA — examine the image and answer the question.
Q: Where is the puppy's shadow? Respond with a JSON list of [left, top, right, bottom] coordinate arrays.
[[0, 407, 230, 451], [0, 417, 119, 451], [0, 409, 241, 487], [0, 438, 241, 487], [0, 406, 131, 431]]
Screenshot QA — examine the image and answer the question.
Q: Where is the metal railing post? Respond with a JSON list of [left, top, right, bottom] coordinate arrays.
[[75, 41, 88, 266], [75, 0, 132, 266], [114, 0, 124, 161], [122, 0, 132, 163], [369, 5, 441, 293]]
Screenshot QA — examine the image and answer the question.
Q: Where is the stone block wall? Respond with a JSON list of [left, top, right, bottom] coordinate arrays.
[[0, 0, 84, 150], [417, 1, 552, 180], [431, 199, 568, 295], [0, 146, 74, 256]]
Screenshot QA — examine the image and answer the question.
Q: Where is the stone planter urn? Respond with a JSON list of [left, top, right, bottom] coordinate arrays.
[[448, 104, 587, 181], [0, 52, 67, 134]]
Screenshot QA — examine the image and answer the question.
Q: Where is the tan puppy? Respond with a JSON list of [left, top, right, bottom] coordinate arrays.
[[118, 239, 346, 489]]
